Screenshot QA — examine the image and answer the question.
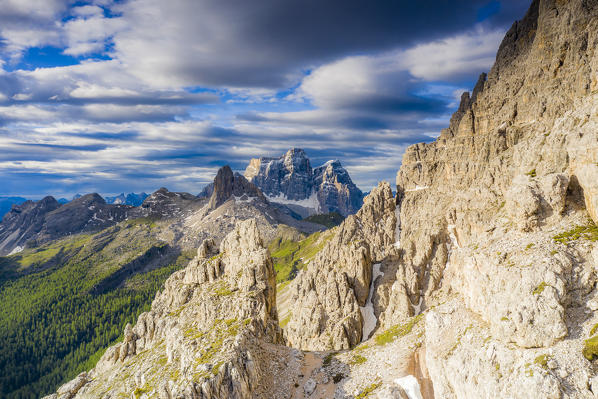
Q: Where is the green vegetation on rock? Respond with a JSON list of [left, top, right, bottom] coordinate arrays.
[[534, 354, 549, 369], [533, 282, 548, 295], [269, 230, 334, 284], [375, 314, 423, 346], [553, 220, 598, 244], [583, 335, 598, 361], [355, 381, 382, 398]]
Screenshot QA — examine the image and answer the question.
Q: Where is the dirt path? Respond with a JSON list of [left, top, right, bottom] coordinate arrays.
[[292, 352, 336, 399]]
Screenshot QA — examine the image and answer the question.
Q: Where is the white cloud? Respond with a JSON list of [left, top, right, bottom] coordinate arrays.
[[63, 14, 127, 56], [71, 5, 104, 18], [400, 27, 504, 81], [0, 0, 67, 59]]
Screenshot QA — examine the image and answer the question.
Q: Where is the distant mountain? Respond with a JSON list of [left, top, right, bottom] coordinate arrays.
[[0, 197, 27, 220], [139, 188, 202, 218], [244, 148, 363, 217], [0, 194, 132, 256], [105, 192, 149, 207]]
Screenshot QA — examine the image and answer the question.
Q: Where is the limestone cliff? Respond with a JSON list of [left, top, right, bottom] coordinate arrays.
[[381, 0, 598, 397], [284, 182, 396, 350]]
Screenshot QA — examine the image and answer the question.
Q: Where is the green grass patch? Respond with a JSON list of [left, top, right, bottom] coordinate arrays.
[[375, 314, 423, 346], [349, 354, 367, 365], [534, 354, 549, 369], [133, 385, 150, 398], [126, 216, 159, 229], [211, 280, 233, 297], [584, 335, 598, 361], [532, 282, 548, 295], [269, 230, 333, 284], [553, 220, 598, 244], [355, 381, 382, 399]]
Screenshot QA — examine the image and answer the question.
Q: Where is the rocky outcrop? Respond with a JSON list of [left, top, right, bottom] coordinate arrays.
[[284, 182, 396, 350], [45, 219, 292, 399], [139, 187, 203, 217], [244, 148, 363, 217], [313, 160, 364, 217], [207, 165, 265, 210], [245, 148, 313, 200]]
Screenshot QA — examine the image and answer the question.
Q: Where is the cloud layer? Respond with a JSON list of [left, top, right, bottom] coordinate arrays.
[[0, 0, 533, 197]]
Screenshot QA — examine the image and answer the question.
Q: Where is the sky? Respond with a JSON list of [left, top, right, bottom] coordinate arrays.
[[0, 0, 532, 198]]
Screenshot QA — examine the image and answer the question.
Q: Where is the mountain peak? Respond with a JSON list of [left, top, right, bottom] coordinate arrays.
[[208, 165, 265, 210], [244, 149, 362, 216]]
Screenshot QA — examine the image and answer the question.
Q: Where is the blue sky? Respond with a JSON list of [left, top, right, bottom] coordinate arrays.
[[0, 0, 531, 198]]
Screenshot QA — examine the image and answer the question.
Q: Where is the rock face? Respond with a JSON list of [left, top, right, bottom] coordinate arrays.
[[45, 219, 292, 399], [139, 187, 203, 218], [0, 194, 131, 255], [313, 160, 365, 217], [284, 182, 396, 350], [207, 165, 265, 210], [383, 0, 598, 397], [0, 196, 61, 255], [244, 148, 363, 217]]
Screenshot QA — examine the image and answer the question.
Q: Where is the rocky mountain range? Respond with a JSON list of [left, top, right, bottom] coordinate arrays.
[[244, 148, 364, 217], [9, 0, 598, 397]]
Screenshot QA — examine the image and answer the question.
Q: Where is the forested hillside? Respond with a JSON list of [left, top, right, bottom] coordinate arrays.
[[0, 221, 193, 399]]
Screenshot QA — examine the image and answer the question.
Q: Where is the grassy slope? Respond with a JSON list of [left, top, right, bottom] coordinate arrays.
[[0, 220, 193, 399], [269, 229, 335, 284]]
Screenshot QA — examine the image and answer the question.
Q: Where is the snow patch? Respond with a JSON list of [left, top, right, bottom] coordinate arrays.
[[8, 246, 23, 255], [405, 185, 429, 192], [265, 191, 320, 212], [360, 263, 383, 341], [394, 375, 423, 399]]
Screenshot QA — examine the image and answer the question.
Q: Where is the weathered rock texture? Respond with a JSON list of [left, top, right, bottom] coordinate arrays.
[[381, 0, 598, 397], [244, 148, 363, 217], [284, 182, 396, 350], [44, 220, 293, 399], [207, 165, 265, 210]]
